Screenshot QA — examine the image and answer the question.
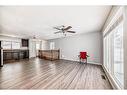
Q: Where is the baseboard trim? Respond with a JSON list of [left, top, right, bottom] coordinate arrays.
[[88, 62, 102, 66], [102, 65, 122, 89], [61, 59, 102, 66]]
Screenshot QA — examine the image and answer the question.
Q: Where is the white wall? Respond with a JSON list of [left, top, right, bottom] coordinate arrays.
[[48, 32, 102, 64]]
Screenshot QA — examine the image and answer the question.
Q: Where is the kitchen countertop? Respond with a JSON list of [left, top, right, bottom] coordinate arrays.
[[3, 49, 29, 52]]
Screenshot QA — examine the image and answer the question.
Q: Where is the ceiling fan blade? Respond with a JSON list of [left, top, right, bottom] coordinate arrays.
[[64, 26, 72, 30], [54, 31, 63, 34], [53, 27, 62, 30], [67, 31, 76, 33]]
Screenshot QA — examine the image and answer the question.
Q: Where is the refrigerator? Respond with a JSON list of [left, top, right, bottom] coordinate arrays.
[[0, 41, 3, 67]]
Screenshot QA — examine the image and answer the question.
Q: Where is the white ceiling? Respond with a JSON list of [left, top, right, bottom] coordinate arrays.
[[0, 6, 111, 40]]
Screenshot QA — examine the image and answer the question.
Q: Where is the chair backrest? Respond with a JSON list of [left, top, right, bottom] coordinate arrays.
[[80, 52, 87, 59]]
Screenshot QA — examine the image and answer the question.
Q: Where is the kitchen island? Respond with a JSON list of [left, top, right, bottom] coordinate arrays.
[[38, 50, 60, 61]]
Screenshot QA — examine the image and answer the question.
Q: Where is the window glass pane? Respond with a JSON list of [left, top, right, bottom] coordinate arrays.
[[103, 37, 106, 67], [50, 42, 55, 50], [2, 41, 11, 49], [106, 36, 110, 71], [108, 31, 113, 73], [36, 43, 40, 50], [113, 23, 124, 86], [104, 37, 107, 68], [41, 41, 47, 50], [12, 42, 20, 49]]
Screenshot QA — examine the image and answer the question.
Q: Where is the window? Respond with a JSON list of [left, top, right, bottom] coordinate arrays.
[[2, 41, 12, 49], [2, 41, 21, 49], [103, 22, 124, 88], [50, 42, 55, 50], [41, 41, 47, 50], [36, 43, 40, 50], [113, 23, 124, 86], [104, 37, 107, 68], [104, 31, 113, 73], [12, 42, 20, 49], [36, 42, 41, 56]]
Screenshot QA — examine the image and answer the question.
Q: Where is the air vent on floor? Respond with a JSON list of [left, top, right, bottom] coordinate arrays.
[[101, 75, 106, 80]]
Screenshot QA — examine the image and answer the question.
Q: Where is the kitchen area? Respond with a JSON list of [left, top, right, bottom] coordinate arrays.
[[0, 38, 29, 67], [0, 35, 49, 67]]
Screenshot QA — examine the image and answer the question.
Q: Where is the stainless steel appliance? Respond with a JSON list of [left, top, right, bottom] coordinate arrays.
[[0, 41, 3, 67]]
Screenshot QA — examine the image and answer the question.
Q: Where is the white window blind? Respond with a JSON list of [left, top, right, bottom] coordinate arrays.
[[12, 42, 20, 49], [2, 41, 12, 49]]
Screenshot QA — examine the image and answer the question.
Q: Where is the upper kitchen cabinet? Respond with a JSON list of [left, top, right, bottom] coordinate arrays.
[[22, 39, 29, 47]]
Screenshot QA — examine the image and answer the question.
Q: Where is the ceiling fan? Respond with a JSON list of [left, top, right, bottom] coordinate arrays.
[[53, 25, 76, 36]]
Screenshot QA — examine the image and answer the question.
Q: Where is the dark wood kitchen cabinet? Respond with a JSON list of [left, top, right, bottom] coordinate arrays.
[[22, 39, 29, 47], [0, 41, 1, 65], [0, 48, 2, 66], [3, 49, 29, 63], [0, 41, 3, 66]]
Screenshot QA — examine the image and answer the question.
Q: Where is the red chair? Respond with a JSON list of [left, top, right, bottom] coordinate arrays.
[[79, 52, 87, 64]]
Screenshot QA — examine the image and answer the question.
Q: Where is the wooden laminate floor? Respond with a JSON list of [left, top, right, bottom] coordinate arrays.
[[0, 58, 112, 89]]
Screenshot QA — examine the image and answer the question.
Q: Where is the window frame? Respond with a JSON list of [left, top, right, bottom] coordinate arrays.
[[2, 41, 21, 49], [103, 21, 124, 88], [12, 41, 21, 49]]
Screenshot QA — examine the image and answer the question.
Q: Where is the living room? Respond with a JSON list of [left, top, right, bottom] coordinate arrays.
[[0, 5, 127, 91]]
